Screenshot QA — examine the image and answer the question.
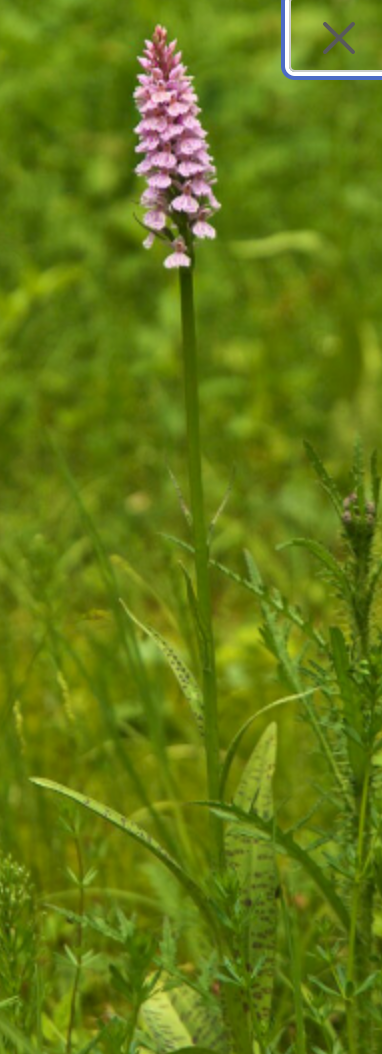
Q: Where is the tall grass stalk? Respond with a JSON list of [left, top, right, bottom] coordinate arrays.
[[179, 267, 223, 872]]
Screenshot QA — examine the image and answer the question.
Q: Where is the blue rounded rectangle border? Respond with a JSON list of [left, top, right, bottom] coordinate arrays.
[[281, 0, 382, 80]]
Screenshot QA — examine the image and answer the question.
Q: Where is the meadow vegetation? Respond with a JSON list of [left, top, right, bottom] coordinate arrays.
[[1, 0, 382, 1050]]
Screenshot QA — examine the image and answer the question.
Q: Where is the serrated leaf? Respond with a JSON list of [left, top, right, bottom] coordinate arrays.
[[303, 442, 343, 518], [161, 540, 325, 649], [329, 627, 365, 784], [260, 604, 300, 694], [243, 549, 264, 590], [277, 539, 350, 599], [202, 802, 350, 931], [225, 724, 277, 1034], [30, 779, 212, 924], [352, 436, 365, 508], [120, 601, 204, 736], [371, 450, 381, 512]]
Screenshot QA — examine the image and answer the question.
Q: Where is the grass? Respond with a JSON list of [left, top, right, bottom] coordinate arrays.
[[1, 0, 382, 1050]]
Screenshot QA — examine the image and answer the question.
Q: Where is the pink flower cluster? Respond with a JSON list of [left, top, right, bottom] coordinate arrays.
[[134, 25, 220, 268]]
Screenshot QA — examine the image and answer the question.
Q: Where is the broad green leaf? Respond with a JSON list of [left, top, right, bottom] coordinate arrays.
[[30, 779, 212, 925], [141, 983, 229, 1053], [225, 723, 277, 1034], [207, 802, 349, 931], [139, 987, 195, 1052], [120, 600, 204, 736], [139, 979, 230, 1054], [170, 984, 229, 1052]]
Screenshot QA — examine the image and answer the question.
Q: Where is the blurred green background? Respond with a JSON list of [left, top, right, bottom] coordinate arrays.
[[1, 0, 382, 905]]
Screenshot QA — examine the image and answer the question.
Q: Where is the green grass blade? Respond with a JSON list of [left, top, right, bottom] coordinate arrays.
[[30, 778, 213, 925], [219, 691, 316, 801], [120, 600, 204, 735], [0, 1017, 40, 1053]]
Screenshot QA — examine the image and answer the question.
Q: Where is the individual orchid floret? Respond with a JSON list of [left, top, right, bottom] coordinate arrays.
[[134, 25, 220, 268], [164, 237, 191, 269]]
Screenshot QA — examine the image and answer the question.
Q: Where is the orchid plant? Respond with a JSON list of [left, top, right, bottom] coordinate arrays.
[[30, 25, 382, 1054]]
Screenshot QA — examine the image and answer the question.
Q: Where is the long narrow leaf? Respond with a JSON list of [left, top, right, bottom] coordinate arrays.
[[277, 539, 351, 599], [200, 802, 349, 931], [30, 779, 212, 925], [120, 601, 204, 736], [0, 1017, 40, 1053], [303, 442, 343, 518], [219, 691, 316, 801]]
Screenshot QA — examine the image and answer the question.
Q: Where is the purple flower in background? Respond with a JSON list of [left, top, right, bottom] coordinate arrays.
[[134, 25, 220, 268]]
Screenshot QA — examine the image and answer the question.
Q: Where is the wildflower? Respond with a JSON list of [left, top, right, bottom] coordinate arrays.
[[163, 236, 191, 269], [134, 25, 220, 268]]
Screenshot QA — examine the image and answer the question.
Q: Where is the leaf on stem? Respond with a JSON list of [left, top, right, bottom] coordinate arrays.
[[276, 538, 351, 601], [30, 779, 212, 923], [225, 723, 277, 1033], [219, 690, 316, 801], [119, 600, 204, 736], [303, 442, 343, 519], [329, 627, 366, 784], [200, 802, 350, 931]]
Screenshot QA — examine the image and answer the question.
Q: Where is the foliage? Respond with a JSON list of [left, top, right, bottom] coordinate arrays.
[[1, 0, 382, 1051]]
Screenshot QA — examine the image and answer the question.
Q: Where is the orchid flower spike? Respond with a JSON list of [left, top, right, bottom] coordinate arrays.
[[134, 25, 220, 268]]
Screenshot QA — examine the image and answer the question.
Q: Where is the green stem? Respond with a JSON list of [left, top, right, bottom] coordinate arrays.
[[179, 266, 223, 871], [66, 833, 85, 1054], [346, 759, 373, 1054]]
